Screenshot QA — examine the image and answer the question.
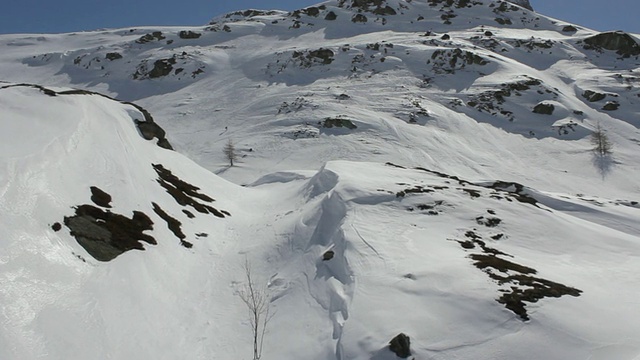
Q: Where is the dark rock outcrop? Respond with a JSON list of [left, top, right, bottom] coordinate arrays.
[[583, 90, 606, 102], [389, 333, 411, 358], [64, 201, 156, 262], [602, 101, 620, 111], [325, 11, 338, 20], [584, 31, 640, 57], [136, 31, 165, 44], [90, 186, 112, 208], [178, 30, 201, 39], [533, 102, 555, 115], [105, 52, 123, 61]]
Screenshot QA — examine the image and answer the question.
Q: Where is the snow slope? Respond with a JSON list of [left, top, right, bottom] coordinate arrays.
[[1, 0, 640, 359]]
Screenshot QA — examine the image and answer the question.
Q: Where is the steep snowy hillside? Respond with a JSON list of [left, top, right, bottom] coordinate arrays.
[[1, 0, 640, 359]]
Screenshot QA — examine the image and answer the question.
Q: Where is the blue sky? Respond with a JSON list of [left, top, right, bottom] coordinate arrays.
[[0, 0, 638, 34]]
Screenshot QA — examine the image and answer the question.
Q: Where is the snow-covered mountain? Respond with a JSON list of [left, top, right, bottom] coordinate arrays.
[[1, 1, 640, 359]]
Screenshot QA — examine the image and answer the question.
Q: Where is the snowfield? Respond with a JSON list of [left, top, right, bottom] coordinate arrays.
[[1, 0, 640, 359]]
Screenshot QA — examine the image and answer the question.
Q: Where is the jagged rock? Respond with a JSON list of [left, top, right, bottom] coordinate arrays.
[[584, 31, 640, 57], [562, 25, 578, 33], [533, 102, 555, 115], [389, 333, 411, 358]]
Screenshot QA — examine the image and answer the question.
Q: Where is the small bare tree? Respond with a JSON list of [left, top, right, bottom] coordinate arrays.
[[223, 139, 238, 166], [591, 121, 613, 156], [238, 259, 272, 360]]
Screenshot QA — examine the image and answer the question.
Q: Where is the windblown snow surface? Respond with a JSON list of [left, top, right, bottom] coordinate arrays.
[[1, 1, 640, 359]]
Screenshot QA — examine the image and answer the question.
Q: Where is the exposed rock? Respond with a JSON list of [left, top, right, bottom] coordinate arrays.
[[562, 25, 578, 33], [135, 119, 166, 140], [507, 0, 533, 11], [533, 102, 555, 115], [321, 117, 357, 129], [52, 222, 62, 231], [322, 250, 335, 261], [152, 202, 192, 248], [373, 6, 397, 15], [64, 202, 156, 262], [90, 186, 112, 208], [583, 90, 606, 102], [136, 31, 165, 44], [105, 52, 123, 61], [308, 49, 335, 64], [494, 18, 512, 25], [291, 49, 335, 67], [602, 101, 620, 111], [584, 31, 640, 57], [178, 30, 201, 39], [325, 11, 338, 20], [153, 164, 230, 218], [389, 333, 411, 358], [352, 14, 368, 23], [148, 58, 177, 78]]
